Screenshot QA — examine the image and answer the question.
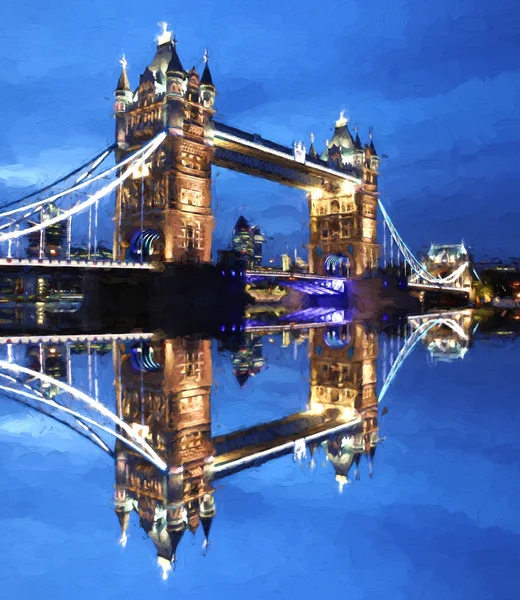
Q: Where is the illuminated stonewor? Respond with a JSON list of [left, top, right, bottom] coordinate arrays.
[[114, 24, 216, 264], [111, 327, 380, 574], [113, 336, 215, 578], [411, 309, 473, 362], [211, 325, 376, 480], [307, 322, 379, 489], [308, 119, 380, 277], [407, 242, 473, 295], [112, 24, 379, 276]]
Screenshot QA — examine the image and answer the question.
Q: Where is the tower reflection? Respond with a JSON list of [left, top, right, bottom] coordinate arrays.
[[0, 311, 476, 577], [114, 338, 215, 578], [112, 322, 381, 575]]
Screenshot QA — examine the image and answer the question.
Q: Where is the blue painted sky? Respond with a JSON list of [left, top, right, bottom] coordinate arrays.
[[0, 332, 518, 599], [0, 0, 519, 257]]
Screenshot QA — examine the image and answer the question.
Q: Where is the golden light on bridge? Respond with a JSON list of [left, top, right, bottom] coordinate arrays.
[[342, 179, 355, 195]]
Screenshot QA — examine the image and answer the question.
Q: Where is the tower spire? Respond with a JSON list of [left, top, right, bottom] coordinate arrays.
[[200, 48, 214, 87], [116, 54, 130, 92], [354, 123, 362, 149], [166, 36, 185, 74], [308, 132, 317, 158], [368, 127, 378, 156]]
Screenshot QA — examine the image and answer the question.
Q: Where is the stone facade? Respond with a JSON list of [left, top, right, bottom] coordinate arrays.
[[308, 119, 380, 277], [113, 33, 216, 264], [114, 335, 215, 571], [308, 323, 379, 462]]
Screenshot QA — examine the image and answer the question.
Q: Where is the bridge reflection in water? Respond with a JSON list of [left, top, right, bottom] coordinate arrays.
[[0, 310, 474, 579]]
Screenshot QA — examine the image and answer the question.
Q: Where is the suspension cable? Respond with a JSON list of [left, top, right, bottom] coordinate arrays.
[[0, 144, 116, 214], [0, 132, 166, 244]]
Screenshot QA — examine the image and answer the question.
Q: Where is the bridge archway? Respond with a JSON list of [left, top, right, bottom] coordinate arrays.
[[325, 253, 350, 277], [130, 343, 162, 373], [129, 229, 163, 260], [324, 325, 351, 348]]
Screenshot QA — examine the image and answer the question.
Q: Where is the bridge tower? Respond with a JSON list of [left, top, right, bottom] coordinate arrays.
[[113, 24, 216, 264], [307, 322, 379, 483], [114, 335, 215, 573], [308, 116, 379, 277]]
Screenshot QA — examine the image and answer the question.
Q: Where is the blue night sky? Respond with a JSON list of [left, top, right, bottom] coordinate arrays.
[[0, 0, 519, 258], [0, 333, 518, 599]]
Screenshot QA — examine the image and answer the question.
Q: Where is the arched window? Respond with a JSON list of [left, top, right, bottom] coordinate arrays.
[[331, 200, 340, 214], [187, 226, 194, 249]]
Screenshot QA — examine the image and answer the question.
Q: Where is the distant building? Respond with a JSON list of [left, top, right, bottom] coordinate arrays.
[[294, 256, 308, 272], [427, 242, 468, 268], [231, 216, 264, 268], [251, 226, 264, 267], [423, 241, 472, 286], [231, 334, 265, 387]]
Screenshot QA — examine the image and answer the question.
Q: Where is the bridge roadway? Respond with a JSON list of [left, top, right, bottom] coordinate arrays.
[[245, 269, 348, 296], [408, 281, 471, 294], [212, 121, 361, 191], [212, 414, 362, 479], [0, 257, 154, 270], [245, 269, 346, 282], [0, 332, 154, 345]]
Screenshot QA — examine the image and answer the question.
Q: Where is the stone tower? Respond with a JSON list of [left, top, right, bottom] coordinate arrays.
[[113, 24, 216, 264], [308, 115, 380, 277], [307, 323, 379, 484], [113, 335, 215, 576]]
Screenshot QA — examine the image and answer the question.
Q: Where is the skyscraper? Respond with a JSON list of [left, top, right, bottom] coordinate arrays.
[[251, 225, 264, 267], [231, 216, 264, 268]]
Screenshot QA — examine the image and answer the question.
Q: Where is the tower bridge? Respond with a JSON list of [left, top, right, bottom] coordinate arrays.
[[0, 309, 475, 576], [0, 23, 472, 298]]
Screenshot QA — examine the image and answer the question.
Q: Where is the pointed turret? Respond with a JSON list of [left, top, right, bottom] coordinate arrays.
[[200, 49, 216, 109], [156, 525, 186, 580], [200, 49, 214, 87], [368, 445, 376, 479], [140, 66, 155, 84], [201, 515, 213, 552], [166, 37, 185, 75], [308, 133, 318, 159], [165, 36, 187, 134], [234, 370, 250, 387], [168, 527, 185, 560], [114, 56, 133, 148], [199, 492, 216, 551], [354, 453, 361, 481], [368, 129, 378, 156], [116, 55, 131, 93], [367, 129, 380, 174], [354, 124, 362, 150]]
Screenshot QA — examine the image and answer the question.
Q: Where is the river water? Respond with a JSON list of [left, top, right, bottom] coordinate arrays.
[[0, 311, 518, 599]]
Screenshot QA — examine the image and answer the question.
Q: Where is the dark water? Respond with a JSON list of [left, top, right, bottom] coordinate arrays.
[[0, 310, 518, 599]]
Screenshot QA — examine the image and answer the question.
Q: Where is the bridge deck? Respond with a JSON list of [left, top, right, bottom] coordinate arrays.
[[213, 416, 361, 478], [408, 281, 471, 294], [213, 121, 361, 191], [0, 257, 155, 270], [245, 269, 347, 281]]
